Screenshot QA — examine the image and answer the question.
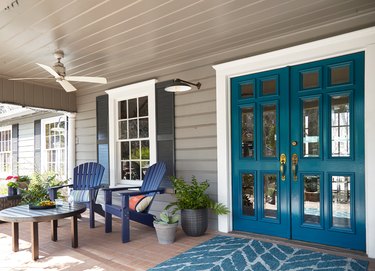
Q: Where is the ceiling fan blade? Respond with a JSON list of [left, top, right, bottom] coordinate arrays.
[[57, 80, 77, 92], [9, 77, 54, 80], [65, 76, 107, 84], [37, 63, 60, 78]]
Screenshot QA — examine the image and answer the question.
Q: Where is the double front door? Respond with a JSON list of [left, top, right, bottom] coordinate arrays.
[[231, 52, 365, 250]]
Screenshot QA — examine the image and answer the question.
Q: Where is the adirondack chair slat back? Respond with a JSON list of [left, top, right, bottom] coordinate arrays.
[[73, 162, 105, 199], [140, 162, 166, 195]]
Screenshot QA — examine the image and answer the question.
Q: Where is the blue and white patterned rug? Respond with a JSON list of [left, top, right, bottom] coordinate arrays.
[[148, 235, 368, 271]]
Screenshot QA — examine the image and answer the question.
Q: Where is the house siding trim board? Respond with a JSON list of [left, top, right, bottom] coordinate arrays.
[[214, 26, 375, 258]]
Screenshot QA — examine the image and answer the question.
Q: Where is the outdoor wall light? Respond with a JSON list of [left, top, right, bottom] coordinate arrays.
[[164, 78, 201, 92]]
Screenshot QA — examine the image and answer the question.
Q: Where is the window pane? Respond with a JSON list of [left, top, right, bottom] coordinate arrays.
[[131, 161, 141, 180], [129, 120, 138, 139], [121, 142, 129, 160], [119, 120, 127, 139], [263, 174, 277, 219], [332, 176, 351, 228], [139, 96, 148, 117], [131, 141, 140, 159], [128, 98, 137, 118], [241, 107, 254, 158], [119, 100, 127, 119], [331, 65, 350, 85], [121, 161, 130, 180], [331, 96, 350, 157], [262, 104, 277, 157], [141, 140, 149, 159], [302, 71, 319, 89], [261, 79, 277, 95], [141, 161, 150, 179], [139, 118, 149, 138], [242, 173, 255, 216], [304, 175, 321, 224], [303, 99, 319, 157], [241, 82, 254, 98]]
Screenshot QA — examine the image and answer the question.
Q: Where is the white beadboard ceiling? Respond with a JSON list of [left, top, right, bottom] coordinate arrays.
[[0, 0, 374, 92]]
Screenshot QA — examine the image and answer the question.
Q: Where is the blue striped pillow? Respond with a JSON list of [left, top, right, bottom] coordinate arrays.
[[70, 190, 90, 203]]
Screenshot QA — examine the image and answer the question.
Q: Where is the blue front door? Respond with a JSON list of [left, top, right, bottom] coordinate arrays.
[[231, 52, 365, 250]]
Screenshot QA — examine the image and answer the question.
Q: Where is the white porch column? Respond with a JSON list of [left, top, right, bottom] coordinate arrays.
[[67, 113, 76, 182], [365, 43, 375, 259]]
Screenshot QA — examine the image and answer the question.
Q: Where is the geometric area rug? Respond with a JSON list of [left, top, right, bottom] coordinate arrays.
[[148, 235, 368, 271]]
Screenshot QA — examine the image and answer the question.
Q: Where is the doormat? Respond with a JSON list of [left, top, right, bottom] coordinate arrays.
[[148, 235, 368, 271]]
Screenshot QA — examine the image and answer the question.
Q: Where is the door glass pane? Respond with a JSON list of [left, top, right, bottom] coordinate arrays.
[[332, 176, 351, 228], [141, 140, 150, 159], [241, 82, 254, 98], [131, 161, 141, 180], [263, 174, 277, 219], [330, 65, 350, 85], [121, 161, 130, 180], [331, 96, 350, 157], [262, 104, 276, 157], [303, 175, 321, 224], [302, 70, 319, 89], [261, 79, 277, 95], [131, 141, 140, 159], [241, 107, 254, 158], [303, 99, 319, 157], [242, 173, 255, 216], [139, 118, 149, 138]]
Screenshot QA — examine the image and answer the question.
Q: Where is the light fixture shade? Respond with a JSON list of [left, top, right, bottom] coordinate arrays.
[[164, 81, 191, 92]]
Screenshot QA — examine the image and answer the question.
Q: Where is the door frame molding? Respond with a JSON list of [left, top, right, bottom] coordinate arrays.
[[213, 26, 375, 258]]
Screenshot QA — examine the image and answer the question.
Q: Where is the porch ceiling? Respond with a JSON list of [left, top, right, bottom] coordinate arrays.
[[0, 0, 374, 93]]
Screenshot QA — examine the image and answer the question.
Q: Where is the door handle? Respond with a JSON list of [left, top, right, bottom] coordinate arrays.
[[292, 153, 298, 181], [280, 154, 286, 181]]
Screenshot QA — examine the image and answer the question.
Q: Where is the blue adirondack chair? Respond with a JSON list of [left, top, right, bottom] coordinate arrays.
[[103, 162, 166, 243], [49, 162, 105, 228]]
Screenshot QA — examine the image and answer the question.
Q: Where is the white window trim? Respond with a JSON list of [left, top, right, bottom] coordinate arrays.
[[106, 79, 157, 187], [0, 125, 12, 178], [213, 26, 375, 258], [41, 116, 68, 179]]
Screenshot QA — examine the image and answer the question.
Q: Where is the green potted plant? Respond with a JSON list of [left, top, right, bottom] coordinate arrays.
[[153, 210, 180, 244], [166, 176, 229, 237], [7, 180, 19, 196]]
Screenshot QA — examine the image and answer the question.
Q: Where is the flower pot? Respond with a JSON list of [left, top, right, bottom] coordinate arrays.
[[8, 187, 17, 196], [153, 222, 178, 244], [181, 208, 208, 237]]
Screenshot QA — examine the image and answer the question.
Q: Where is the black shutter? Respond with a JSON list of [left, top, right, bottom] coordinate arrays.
[[96, 94, 109, 186], [34, 120, 41, 173], [155, 80, 175, 187], [11, 124, 19, 175]]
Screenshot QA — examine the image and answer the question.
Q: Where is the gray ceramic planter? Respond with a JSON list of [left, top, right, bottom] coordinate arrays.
[[153, 222, 178, 244], [181, 208, 208, 237]]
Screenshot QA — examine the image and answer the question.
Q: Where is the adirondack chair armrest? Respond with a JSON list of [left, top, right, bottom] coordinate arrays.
[[118, 188, 165, 197], [88, 185, 105, 190], [102, 186, 141, 192], [48, 184, 74, 200]]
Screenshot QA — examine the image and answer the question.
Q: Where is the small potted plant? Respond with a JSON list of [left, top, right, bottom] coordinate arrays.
[[153, 210, 180, 244], [166, 176, 229, 237], [7, 179, 19, 196]]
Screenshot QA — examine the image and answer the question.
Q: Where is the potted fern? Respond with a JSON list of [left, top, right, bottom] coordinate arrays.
[[153, 210, 180, 244], [166, 176, 229, 237]]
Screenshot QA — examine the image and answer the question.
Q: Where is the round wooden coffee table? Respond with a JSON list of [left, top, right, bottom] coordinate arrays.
[[0, 203, 86, 260]]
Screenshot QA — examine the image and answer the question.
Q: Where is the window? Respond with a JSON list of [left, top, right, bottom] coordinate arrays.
[[107, 79, 157, 186], [0, 126, 12, 177], [41, 116, 67, 178]]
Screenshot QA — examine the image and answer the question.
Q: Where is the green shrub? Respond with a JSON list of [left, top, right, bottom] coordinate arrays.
[[166, 176, 229, 215]]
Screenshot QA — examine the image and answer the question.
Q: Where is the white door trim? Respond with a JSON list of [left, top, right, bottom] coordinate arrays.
[[213, 26, 375, 258]]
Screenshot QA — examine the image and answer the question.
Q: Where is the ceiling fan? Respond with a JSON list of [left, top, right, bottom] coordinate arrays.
[[9, 49, 107, 92]]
